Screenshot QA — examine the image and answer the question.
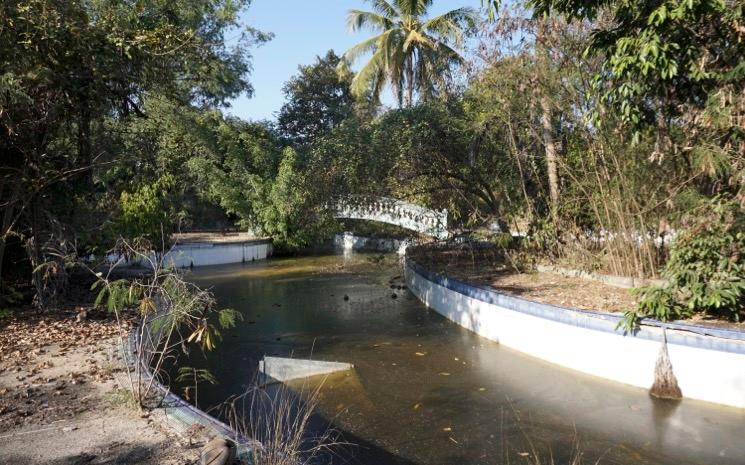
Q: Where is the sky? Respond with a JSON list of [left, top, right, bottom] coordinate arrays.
[[225, 0, 485, 122]]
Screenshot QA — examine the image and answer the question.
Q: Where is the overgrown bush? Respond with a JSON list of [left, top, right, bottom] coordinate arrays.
[[117, 175, 181, 244], [624, 199, 745, 329], [94, 237, 241, 407]]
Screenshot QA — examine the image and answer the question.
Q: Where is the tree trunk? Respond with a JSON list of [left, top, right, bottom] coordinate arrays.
[[0, 209, 14, 287], [78, 67, 94, 187], [78, 100, 92, 185], [506, 118, 534, 222], [652, 109, 670, 162], [29, 195, 46, 308], [541, 96, 560, 219], [405, 60, 414, 109], [0, 182, 22, 289]]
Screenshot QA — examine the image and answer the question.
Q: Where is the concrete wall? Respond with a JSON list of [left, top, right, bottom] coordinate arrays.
[[163, 239, 272, 268], [405, 259, 745, 409], [127, 325, 253, 454], [333, 232, 405, 253]]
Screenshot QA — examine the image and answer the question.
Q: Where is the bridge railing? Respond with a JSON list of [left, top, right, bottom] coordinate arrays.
[[330, 195, 449, 239]]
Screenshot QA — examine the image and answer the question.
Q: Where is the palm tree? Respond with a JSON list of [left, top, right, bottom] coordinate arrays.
[[341, 0, 478, 108]]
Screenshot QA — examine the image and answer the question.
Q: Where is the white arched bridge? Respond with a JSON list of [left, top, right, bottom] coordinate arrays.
[[330, 195, 449, 240]]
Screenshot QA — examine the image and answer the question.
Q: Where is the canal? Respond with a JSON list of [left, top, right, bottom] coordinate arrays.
[[183, 253, 745, 465]]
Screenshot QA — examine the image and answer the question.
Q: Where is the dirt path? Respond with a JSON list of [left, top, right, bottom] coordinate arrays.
[[0, 309, 201, 464]]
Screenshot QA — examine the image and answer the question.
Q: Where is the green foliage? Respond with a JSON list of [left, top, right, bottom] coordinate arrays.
[[341, 0, 478, 106], [0, 0, 267, 294], [260, 147, 337, 250], [502, 0, 745, 168], [176, 367, 218, 385], [628, 199, 745, 328], [93, 278, 138, 313], [186, 117, 283, 231], [93, 258, 243, 353], [631, 285, 683, 322], [0, 308, 13, 321], [217, 308, 243, 329], [277, 50, 357, 145], [117, 175, 180, 243]]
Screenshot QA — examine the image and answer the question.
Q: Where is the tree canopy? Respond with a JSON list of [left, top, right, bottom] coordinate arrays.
[[2, 0, 743, 324], [341, 0, 478, 107], [277, 50, 357, 146], [0, 0, 267, 305]]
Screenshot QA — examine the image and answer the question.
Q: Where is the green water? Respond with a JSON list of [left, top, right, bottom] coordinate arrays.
[[184, 253, 745, 465]]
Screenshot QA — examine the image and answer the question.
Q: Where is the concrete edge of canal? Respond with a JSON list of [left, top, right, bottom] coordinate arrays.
[[405, 258, 745, 409]]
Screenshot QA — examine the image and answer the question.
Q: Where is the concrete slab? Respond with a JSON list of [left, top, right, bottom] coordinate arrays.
[[258, 356, 354, 384]]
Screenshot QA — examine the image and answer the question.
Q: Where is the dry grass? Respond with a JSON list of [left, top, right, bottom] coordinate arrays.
[[217, 376, 346, 465]]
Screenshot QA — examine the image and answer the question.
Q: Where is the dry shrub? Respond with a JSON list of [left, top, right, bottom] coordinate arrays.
[[217, 376, 346, 465]]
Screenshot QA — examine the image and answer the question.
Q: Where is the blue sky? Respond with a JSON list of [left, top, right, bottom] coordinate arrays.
[[226, 0, 485, 122]]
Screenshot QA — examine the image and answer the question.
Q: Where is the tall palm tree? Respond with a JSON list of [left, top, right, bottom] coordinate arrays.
[[341, 0, 477, 107]]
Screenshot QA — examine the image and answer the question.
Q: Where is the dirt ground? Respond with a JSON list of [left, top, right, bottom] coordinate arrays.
[[172, 231, 261, 243], [408, 245, 745, 331], [408, 246, 637, 313], [0, 308, 201, 465], [478, 271, 636, 312]]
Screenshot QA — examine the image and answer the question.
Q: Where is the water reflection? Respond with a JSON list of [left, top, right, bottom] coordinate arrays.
[[185, 254, 745, 465]]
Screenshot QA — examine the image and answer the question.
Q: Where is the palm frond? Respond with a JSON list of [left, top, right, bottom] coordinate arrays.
[[403, 29, 434, 51], [347, 9, 394, 32], [423, 7, 479, 47], [351, 47, 387, 97], [342, 0, 473, 107], [430, 40, 466, 64], [368, 0, 399, 19], [342, 31, 390, 64], [394, 0, 433, 17]]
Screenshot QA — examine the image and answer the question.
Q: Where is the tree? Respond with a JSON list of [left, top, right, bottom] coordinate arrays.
[[0, 0, 266, 304], [484, 0, 745, 191], [341, 0, 478, 107], [186, 116, 283, 232], [477, 7, 584, 223], [277, 51, 357, 146], [261, 148, 335, 249]]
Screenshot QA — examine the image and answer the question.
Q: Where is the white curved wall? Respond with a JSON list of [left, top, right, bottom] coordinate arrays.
[[164, 239, 272, 268], [405, 260, 745, 409]]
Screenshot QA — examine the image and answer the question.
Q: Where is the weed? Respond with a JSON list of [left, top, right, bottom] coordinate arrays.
[[106, 388, 136, 408], [216, 374, 346, 465]]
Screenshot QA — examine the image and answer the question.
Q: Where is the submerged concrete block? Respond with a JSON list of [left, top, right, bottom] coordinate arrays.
[[258, 356, 354, 384]]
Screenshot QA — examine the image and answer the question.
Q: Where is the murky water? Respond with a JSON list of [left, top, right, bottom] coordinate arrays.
[[184, 254, 745, 465]]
